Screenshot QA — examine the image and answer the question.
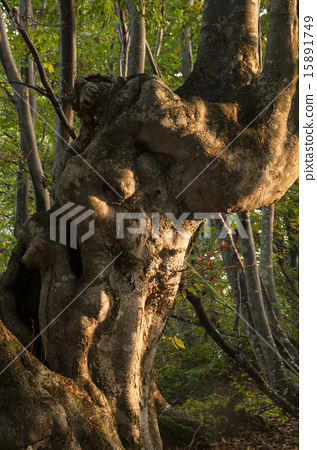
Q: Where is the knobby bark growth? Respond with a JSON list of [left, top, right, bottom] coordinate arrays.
[[0, 0, 298, 448]]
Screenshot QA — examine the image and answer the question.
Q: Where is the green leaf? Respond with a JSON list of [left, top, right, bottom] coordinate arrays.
[[174, 336, 185, 349]]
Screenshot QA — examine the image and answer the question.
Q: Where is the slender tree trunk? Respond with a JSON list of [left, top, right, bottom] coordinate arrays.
[[127, 0, 146, 76], [53, 0, 76, 172], [117, 6, 130, 78], [180, 0, 194, 81], [186, 290, 298, 417], [260, 276, 299, 369], [260, 204, 282, 319], [145, 40, 160, 76], [13, 158, 30, 237], [212, 214, 267, 367], [154, 6, 165, 58], [0, 9, 50, 212], [237, 212, 297, 400], [13, 0, 37, 235]]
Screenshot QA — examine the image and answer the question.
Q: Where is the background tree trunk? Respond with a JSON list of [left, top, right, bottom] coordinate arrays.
[[0, 8, 50, 212], [53, 0, 76, 172], [260, 204, 282, 319], [127, 0, 146, 76], [180, 0, 194, 81], [237, 212, 297, 401]]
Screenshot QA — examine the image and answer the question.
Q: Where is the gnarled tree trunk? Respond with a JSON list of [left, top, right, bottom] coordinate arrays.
[[0, 0, 298, 447]]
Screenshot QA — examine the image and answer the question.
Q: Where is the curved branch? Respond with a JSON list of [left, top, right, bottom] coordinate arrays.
[[6, 80, 48, 97], [186, 290, 298, 417], [145, 40, 161, 77]]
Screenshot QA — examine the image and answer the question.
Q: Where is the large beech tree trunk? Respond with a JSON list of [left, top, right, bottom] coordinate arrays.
[[0, 0, 298, 448]]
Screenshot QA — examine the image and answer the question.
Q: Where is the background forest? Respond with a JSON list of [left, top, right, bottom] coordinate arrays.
[[0, 0, 298, 448]]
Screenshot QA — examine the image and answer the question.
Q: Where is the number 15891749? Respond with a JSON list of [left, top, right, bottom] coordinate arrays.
[[303, 16, 314, 78]]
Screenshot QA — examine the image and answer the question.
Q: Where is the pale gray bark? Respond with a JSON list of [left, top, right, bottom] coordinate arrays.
[[127, 0, 146, 76], [213, 214, 267, 367], [260, 204, 282, 319], [180, 0, 194, 81], [13, 0, 36, 235], [213, 212, 298, 400], [0, 11, 50, 212], [260, 277, 299, 370], [237, 212, 297, 399], [53, 0, 76, 171]]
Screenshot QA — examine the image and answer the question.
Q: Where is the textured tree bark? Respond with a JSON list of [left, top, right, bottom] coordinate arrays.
[[0, 0, 299, 447]]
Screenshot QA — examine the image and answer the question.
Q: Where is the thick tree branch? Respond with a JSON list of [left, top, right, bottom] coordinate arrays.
[[179, 0, 260, 101], [1, 0, 77, 140], [261, 0, 298, 86]]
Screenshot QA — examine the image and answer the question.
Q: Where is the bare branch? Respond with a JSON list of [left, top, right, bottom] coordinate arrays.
[[145, 40, 161, 78], [186, 290, 298, 417], [154, 5, 165, 57]]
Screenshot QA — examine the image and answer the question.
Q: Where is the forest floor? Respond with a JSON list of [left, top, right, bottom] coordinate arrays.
[[161, 411, 299, 450], [159, 380, 299, 449], [209, 415, 299, 449]]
